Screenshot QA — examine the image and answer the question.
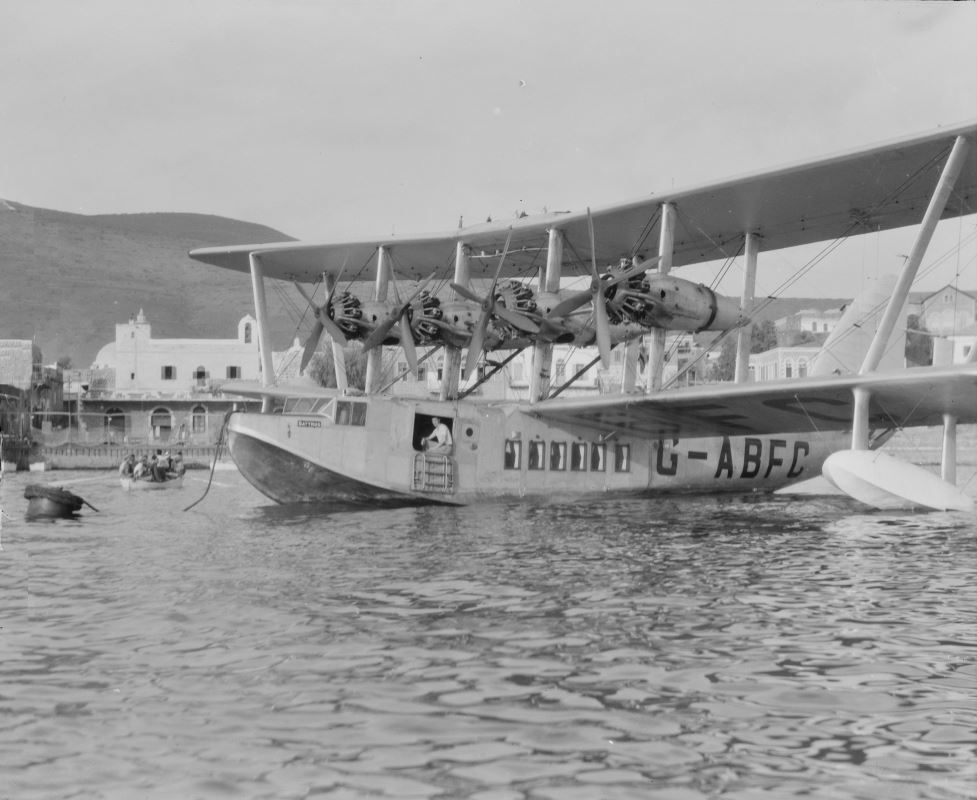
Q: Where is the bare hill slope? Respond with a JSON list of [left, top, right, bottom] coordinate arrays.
[[0, 202, 298, 365]]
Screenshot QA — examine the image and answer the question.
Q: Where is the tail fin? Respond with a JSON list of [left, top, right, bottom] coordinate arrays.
[[809, 275, 906, 376]]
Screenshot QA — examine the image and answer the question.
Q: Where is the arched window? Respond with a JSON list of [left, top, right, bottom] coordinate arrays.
[[192, 405, 207, 434], [194, 366, 208, 387], [151, 407, 173, 442], [244, 323, 252, 343], [105, 407, 126, 442]]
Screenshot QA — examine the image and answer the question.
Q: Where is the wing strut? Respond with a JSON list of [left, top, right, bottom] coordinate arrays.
[[364, 246, 391, 394], [647, 202, 675, 391], [440, 242, 470, 400], [823, 133, 974, 511], [851, 133, 971, 450], [248, 253, 277, 412], [859, 135, 972, 377], [530, 228, 563, 402], [733, 232, 760, 383]]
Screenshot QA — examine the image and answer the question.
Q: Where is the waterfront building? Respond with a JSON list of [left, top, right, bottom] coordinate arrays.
[[0, 340, 65, 468], [64, 310, 276, 447], [775, 307, 843, 336], [749, 345, 821, 382], [916, 284, 977, 338]]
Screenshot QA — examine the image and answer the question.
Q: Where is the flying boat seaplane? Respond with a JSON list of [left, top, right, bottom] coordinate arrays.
[[190, 121, 977, 511]]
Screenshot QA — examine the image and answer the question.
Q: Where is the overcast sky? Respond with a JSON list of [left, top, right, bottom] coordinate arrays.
[[2, 0, 975, 297]]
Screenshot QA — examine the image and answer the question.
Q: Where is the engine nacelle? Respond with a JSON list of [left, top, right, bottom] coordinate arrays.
[[330, 291, 364, 338], [616, 276, 746, 331]]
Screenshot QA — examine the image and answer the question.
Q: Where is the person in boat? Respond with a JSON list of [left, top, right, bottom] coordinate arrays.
[[119, 454, 136, 478], [171, 451, 186, 477], [133, 455, 150, 480], [149, 454, 168, 482], [422, 417, 453, 455]]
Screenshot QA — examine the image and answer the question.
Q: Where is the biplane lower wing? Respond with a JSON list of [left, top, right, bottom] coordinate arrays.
[[530, 365, 977, 440]]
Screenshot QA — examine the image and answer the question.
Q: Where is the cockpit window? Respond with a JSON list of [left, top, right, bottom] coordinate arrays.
[[335, 401, 367, 426]]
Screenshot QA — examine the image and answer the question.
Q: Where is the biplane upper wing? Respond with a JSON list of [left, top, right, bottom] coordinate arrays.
[[188, 120, 977, 283], [529, 364, 977, 440]]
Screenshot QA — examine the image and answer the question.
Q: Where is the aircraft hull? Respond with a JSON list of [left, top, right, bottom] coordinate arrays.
[[222, 399, 843, 508], [227, 426, 445, 508]]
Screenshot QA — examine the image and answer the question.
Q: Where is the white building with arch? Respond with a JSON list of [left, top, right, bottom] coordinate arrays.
[[92, 309, 261, 393]]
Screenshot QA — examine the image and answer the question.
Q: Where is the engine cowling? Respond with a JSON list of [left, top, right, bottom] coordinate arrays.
[[615, 275, 746, 331]]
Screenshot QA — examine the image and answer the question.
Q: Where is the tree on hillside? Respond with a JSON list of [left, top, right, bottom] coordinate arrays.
[[784, 329, 824, 347], [710, 319, 784, 382], [307, 344, 368, 390], [905, 314, 933, 367], [711, 337, 737, 382], [752, 320, 779, 353]]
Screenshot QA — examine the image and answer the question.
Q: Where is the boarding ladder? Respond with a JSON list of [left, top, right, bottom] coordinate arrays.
[[412, 453, 455, 495]]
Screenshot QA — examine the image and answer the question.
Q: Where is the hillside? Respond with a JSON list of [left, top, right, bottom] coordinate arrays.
[[0, 202, 298, 365], [1, 200, 850, 367]]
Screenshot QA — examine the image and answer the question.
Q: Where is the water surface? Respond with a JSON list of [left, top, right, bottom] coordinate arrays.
[[1, 469, 975, 799]]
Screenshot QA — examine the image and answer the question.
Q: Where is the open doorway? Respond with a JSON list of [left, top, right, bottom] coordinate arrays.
[[412, 413, 454, 452]]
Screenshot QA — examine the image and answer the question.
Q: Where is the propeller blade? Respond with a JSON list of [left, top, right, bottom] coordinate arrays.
[[610, 257, 656, 287], [388, 272, 418, 372], [399, 316, 418, 373], [631, 255, 661, 273], [402, 271, 437, 309], [453, 281, 539, 333], [294, 280, 347, 346], [588, 208, 612, 368], [320, 268, 349, 344], [362, 271, 436, 352], [547, 289, 592, 319], [464, 229, 512, 375], [595, 293, 612, 368], [361, 317, 398, 352], [493, 304, 540, 333], [300, 320, 324, 371], [486, 230, 512, 300], [465, 314, 489, 377], [318, 311, 348, 346], [449, 282, 482, 304]]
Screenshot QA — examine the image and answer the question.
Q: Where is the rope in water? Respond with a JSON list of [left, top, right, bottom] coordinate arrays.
[[182, 409, 233, 512]]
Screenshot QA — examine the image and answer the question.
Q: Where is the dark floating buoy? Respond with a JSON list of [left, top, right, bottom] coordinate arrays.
[[24, 484, 99, 520]]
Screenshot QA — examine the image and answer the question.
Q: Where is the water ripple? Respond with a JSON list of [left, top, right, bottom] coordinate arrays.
[[1, 471, 975, 798]]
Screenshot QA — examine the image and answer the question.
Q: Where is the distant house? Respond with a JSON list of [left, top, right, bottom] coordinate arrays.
[[0, 340, 38, 467], [389, 342, 606, 400], [0, 339, 65, 467], [775, 307, 843, 336], [386, 335, 703, 399], [916, 284, 977, 337], [749, 345, 821, 382], [92, 308, 262, 392], [69, 310, 299, 447]]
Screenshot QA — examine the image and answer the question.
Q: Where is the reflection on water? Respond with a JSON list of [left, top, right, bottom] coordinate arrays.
[[1, 471, 975, 799]]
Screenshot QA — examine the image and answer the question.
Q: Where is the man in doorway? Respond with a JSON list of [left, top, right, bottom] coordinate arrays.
[[423, 417, 453, 455]]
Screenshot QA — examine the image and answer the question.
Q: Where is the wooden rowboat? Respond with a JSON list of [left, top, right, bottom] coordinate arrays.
[[120, 474, 185, 491]]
